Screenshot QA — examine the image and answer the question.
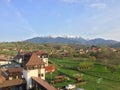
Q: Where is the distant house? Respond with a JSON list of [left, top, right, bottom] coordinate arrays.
[[91, 46, 101, 52], [54, 75, 64, 83], [0, 57, 8, 65], [2, 48, 9, 51], [14, 49, 26, 64], [14, 54, 24, 64], [109, 48, 117, 52], [79, 49, 85, 54]]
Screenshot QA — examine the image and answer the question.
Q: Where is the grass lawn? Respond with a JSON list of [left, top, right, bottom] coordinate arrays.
[[46, 58, 120, 90]]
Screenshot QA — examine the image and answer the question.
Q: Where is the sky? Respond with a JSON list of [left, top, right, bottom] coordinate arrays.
[[0, 0, 120, 42]]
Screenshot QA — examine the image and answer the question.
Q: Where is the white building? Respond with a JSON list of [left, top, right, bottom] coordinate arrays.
[[0, 57, 8, 65], [22, 53, 45, 89]]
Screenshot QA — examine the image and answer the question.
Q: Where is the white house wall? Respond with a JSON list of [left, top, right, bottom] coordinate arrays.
[[19, 58, 22, 63], [41, 68, 45, 80], [42, 58, 48, 66], [0, 61, 8, 65], [23, 69, 38, 89]]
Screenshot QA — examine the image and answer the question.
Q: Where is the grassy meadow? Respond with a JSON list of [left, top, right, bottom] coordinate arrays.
[[46, 58, 120, 90]]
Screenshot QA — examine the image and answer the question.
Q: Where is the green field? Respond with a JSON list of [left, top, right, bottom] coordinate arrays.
[[46, 58, 120, 90]]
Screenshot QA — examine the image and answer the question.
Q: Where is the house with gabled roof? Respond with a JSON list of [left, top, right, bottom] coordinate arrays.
[[22, 53, 46, 89], [14, 51, 49, 66], [0, 51, 56, 90]]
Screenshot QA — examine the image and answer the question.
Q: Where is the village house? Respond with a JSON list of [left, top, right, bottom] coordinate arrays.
[[0, 51, 56, 90], [14, 53, 24, 64], [109, 48, 117, 52], [0, 67, 26, 90], [14, 51, 49, 67], [91, 46, 101, 53], [22, 52, 46, 89], [79, 49, 85, 54], [2, 48, 9, 51], [0, 57, 9, 66]]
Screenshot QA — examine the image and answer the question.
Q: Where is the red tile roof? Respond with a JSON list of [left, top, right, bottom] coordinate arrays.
[[0, 70, 6, 84], [26, 53, 45, 66], [35, 51, 43, 55], [0, 79, 26, 88], [77, 78, 82, 81], [0, 75, 6, 84], [32, 77, 56, 90], [45, 65, 55, 72], [0, 57, 7, 61], [35, 51, 48, 56], [7, 67, 23, 73]]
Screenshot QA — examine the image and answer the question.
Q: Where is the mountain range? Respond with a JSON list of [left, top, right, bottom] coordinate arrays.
[[25, 36, 119, 46]]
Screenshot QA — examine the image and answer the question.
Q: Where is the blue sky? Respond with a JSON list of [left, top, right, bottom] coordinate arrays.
[[0, 0, 120, 41]]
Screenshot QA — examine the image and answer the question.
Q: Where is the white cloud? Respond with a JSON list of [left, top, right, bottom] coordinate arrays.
[[89, 3, 107, 9]]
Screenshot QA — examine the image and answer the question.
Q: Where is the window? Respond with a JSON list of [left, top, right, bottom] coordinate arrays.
[[41, 73, 44, 77], [38, 74, 40, 77]]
